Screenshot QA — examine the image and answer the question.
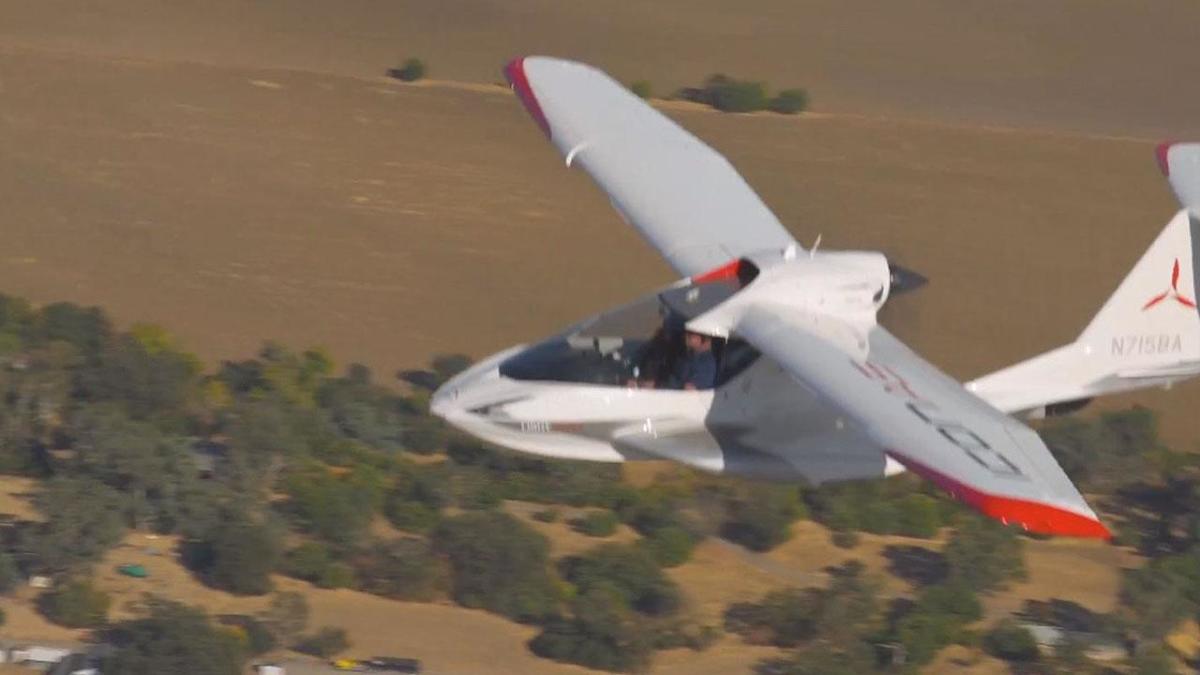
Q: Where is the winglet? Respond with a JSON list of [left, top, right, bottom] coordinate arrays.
[[503, 57, 552, 138], [1156, 142, 1200, 209]]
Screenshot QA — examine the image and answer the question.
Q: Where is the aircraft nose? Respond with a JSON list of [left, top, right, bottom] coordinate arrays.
[[430, 381, 462, 419]]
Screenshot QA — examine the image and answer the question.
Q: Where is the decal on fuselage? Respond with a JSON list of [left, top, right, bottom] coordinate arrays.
[[1111, 334, 1183, 357], [852, 361, 1023, 477]]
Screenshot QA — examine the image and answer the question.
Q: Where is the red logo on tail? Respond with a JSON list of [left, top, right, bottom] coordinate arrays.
[[1143, 259, 1197, 310]]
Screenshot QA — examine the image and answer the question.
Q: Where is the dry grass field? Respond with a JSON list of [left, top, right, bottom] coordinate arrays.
[[1, 2, 1198, 672]]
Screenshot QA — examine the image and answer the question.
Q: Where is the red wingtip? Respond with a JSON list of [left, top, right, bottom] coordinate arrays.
[[889, 451, 1112, 540], [503, 57, 552, 138], [1156, 142, 1175, 176]]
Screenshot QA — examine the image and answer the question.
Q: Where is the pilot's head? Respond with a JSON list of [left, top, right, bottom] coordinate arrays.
[[684, 331, 712, 352]]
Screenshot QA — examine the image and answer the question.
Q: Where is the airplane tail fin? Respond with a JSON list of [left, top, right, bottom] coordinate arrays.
[[969, 147, 1200, 415], [1078, 208, 1200, 371]]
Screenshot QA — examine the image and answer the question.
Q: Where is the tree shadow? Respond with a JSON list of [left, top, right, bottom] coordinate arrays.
[[883, 545, 947, 587]]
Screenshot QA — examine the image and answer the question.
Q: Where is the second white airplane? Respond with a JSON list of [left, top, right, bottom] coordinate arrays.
[[432, 57, 1200, 539]]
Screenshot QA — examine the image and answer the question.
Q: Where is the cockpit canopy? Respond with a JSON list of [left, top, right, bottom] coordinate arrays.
[[499, 263, 761, 388]]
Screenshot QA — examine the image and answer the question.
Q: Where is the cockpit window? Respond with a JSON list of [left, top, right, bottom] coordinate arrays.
[[499, 266, 760, 388]]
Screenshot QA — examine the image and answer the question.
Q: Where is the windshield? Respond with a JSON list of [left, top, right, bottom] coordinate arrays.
[[499, 271, 759, 388]]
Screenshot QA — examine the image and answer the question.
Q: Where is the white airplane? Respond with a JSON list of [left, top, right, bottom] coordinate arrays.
[[431, 57, 1200, 539]]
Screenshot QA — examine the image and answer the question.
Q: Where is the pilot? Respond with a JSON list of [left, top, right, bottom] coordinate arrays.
[[674, 330, 717, 390]]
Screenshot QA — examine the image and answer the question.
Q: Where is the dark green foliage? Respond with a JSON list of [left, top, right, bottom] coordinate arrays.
[[0, 606, 5, 627], [529, 585, 655, 672], [105, 599, 244, 675], [943, 516, 1026, 591], [39, 578, 110, 628], [260, 591, 309, 645], [295, 626, 351, 658], [1130, 645, 1177, 675], [894, 494, 941, 538], [571, 510, 619, 537], [681, 74, 768, 112], [384, 460, 448, 532], [216, 614, 277, 655], [756, 643, 876, 675], [562, 544, 681, 617], [807, 476, 947, 538], [1120, 552, 1200, 640], [284, 463, 385, 546], [390, 58, 427, 82], [629, 80, 652, 99], [725, 562, 879, 651], [983, 619, 1039, 662], [315, 369, 408, 452], [36, 302, 112, 361], [533, 507, 561, 523], [432, 512, 558, 622], [722, 484, 805, 551], [769, 88, 809, 114], [0, 551, 19, 594], [638, 525, 697, 567], [887, 583, 982, 665], [24, 475, 127, 574], [352, 538, 447, 601], [1041, 407, 1160, 491], [77, 334, 198, 427], [282, 542, 334, 584], [192, 516, 281, 596], [677, 74, 807, 115]]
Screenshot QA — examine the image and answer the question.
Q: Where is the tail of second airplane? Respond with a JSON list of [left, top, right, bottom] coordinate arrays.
[[969, 143, 1200, 416]]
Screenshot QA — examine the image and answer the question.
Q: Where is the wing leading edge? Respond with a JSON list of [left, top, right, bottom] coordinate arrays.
[[505, 57, 798, 277], [732, 305, 1110, 539]]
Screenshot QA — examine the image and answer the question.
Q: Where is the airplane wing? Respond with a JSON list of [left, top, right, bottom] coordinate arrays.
[[732, 304, 1111, 538], [505, 57, 798, 277]]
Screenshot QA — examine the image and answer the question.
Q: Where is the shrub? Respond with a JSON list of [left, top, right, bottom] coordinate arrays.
[[295, 626, 350, 658], [722, 485, 805, 551], [105, 599, 244, 675], [39, 579, 111, 628], [353, 539, 447, 601], [432, 512, 558, 622], [318, 562, 355, 590], [769, 88, 808, 114], [571, 510, 619, 537], [562, 544, 681, 617], [532, 508, 561, 523], [389, 58, 426, 82], [629, 80, 652, 99], [198, 517, 281, 596], [982, 620, 1039, 662], [260, 592, 308, 645], [639, 525, 697, 567], [0, 552, 18, 594], [216, 615, 276, 656], [709, 78, 769, 113], [894, 494, 941, 538], [281, 542, 332, 584], [943, 517, 1026, 592]]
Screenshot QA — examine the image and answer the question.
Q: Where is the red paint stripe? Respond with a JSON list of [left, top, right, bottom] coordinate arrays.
[[1156, 142, 1175, 176], [503, 57, 552, 138], [887, 451, 1111, 540], [691, 259, 743, 284]]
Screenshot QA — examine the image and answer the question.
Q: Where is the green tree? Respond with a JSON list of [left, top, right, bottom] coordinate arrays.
[[564, 544, 682, 617], [105, 598, 244, 675], [722, 484, 805, 551], [39, 579, 110, 628], [0, 551, 19, 594], [391, 58, 427, 82], [295, 627, 350, 658], [432, 512, 558, 622], [571, 510, 619, 537], [353, 538, 447, 601], [639, 525, 697, 568], [769, 88, 809, 114], [983, 619, 1039, 662], [260, 591, 309, 646], [24, 476, 126, 574], [943, 516, 1026, 591], [194, 516, 281, 595], [530, 582, 655, 672]]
